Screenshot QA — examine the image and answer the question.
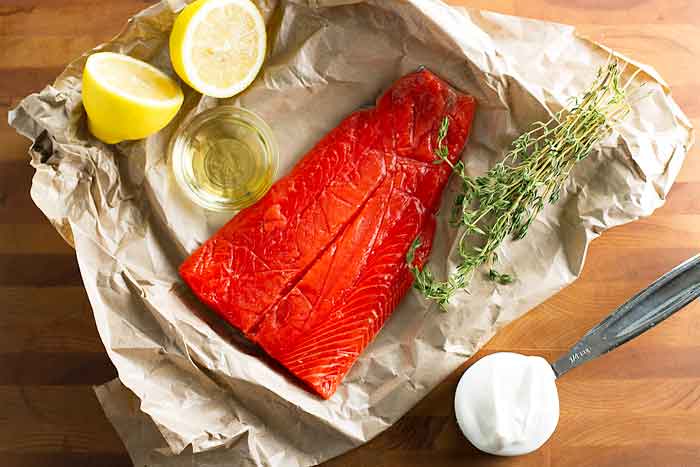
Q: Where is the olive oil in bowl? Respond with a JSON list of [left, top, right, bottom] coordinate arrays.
[[170, 106, 278, 212]]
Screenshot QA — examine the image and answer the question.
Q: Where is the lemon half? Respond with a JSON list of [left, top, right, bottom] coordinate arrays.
[[82, 52, 184, 144], [170, 0, 267, 98]]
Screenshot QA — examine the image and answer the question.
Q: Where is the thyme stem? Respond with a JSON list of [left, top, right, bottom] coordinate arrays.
[[407, 60, 635, 310]]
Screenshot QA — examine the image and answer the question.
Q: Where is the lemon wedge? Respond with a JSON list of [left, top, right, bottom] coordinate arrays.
[[82, 52, 184, 144], [170, 0, 267, 98]]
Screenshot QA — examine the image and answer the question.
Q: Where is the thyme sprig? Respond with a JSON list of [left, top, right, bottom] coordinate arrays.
[[408, 60, 638, 310]]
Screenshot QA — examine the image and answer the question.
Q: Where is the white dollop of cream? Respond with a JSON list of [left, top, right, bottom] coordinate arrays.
[[454, 352, 559, 456]]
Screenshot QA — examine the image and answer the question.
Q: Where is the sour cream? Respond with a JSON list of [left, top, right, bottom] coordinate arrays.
[[454, 352, 559, 456]]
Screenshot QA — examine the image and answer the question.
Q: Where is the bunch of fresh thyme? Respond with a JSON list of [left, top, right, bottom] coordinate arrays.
[[407, 60, 638, 310]]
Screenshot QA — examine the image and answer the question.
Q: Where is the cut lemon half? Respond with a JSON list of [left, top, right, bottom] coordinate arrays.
[[170, 0, 267, 98], [82, 52, 184, 144]]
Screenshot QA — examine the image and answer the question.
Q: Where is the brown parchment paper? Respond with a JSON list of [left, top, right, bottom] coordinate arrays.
[[8, 0, 693, 465]]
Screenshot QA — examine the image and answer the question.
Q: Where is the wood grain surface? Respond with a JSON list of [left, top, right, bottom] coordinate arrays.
[[1, 1, 699, 466]]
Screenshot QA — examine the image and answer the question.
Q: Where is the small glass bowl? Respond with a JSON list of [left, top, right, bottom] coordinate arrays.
[[169, 106, 278, 212]]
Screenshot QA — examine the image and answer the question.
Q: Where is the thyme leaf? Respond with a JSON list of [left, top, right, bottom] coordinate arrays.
[[407, 60, 638, 310]]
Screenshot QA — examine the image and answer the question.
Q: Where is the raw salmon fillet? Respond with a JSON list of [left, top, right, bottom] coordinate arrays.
[[180, 69, 476, 398]]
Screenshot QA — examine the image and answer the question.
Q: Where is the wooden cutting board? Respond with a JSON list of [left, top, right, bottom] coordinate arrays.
[[1, 1, 698, 466]]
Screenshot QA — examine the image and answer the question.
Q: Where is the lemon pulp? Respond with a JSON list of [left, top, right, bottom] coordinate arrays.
[[91, 57, 180, 101], [170, 0, 267, 98]]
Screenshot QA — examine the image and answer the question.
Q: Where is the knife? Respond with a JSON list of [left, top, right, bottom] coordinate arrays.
[[551, 254, 700, 378]]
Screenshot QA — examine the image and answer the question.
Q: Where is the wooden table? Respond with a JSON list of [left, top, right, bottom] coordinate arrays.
[[1, 1, 699, 466]]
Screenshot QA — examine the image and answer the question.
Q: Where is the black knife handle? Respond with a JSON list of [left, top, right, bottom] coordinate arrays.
[[551, 254, 700, 378]]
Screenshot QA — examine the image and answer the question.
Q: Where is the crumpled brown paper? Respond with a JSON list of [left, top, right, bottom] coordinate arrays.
[[8, 0, 693, 465]]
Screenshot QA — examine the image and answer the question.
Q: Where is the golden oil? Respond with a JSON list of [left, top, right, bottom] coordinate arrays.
[[170, 106, 278, 211]]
